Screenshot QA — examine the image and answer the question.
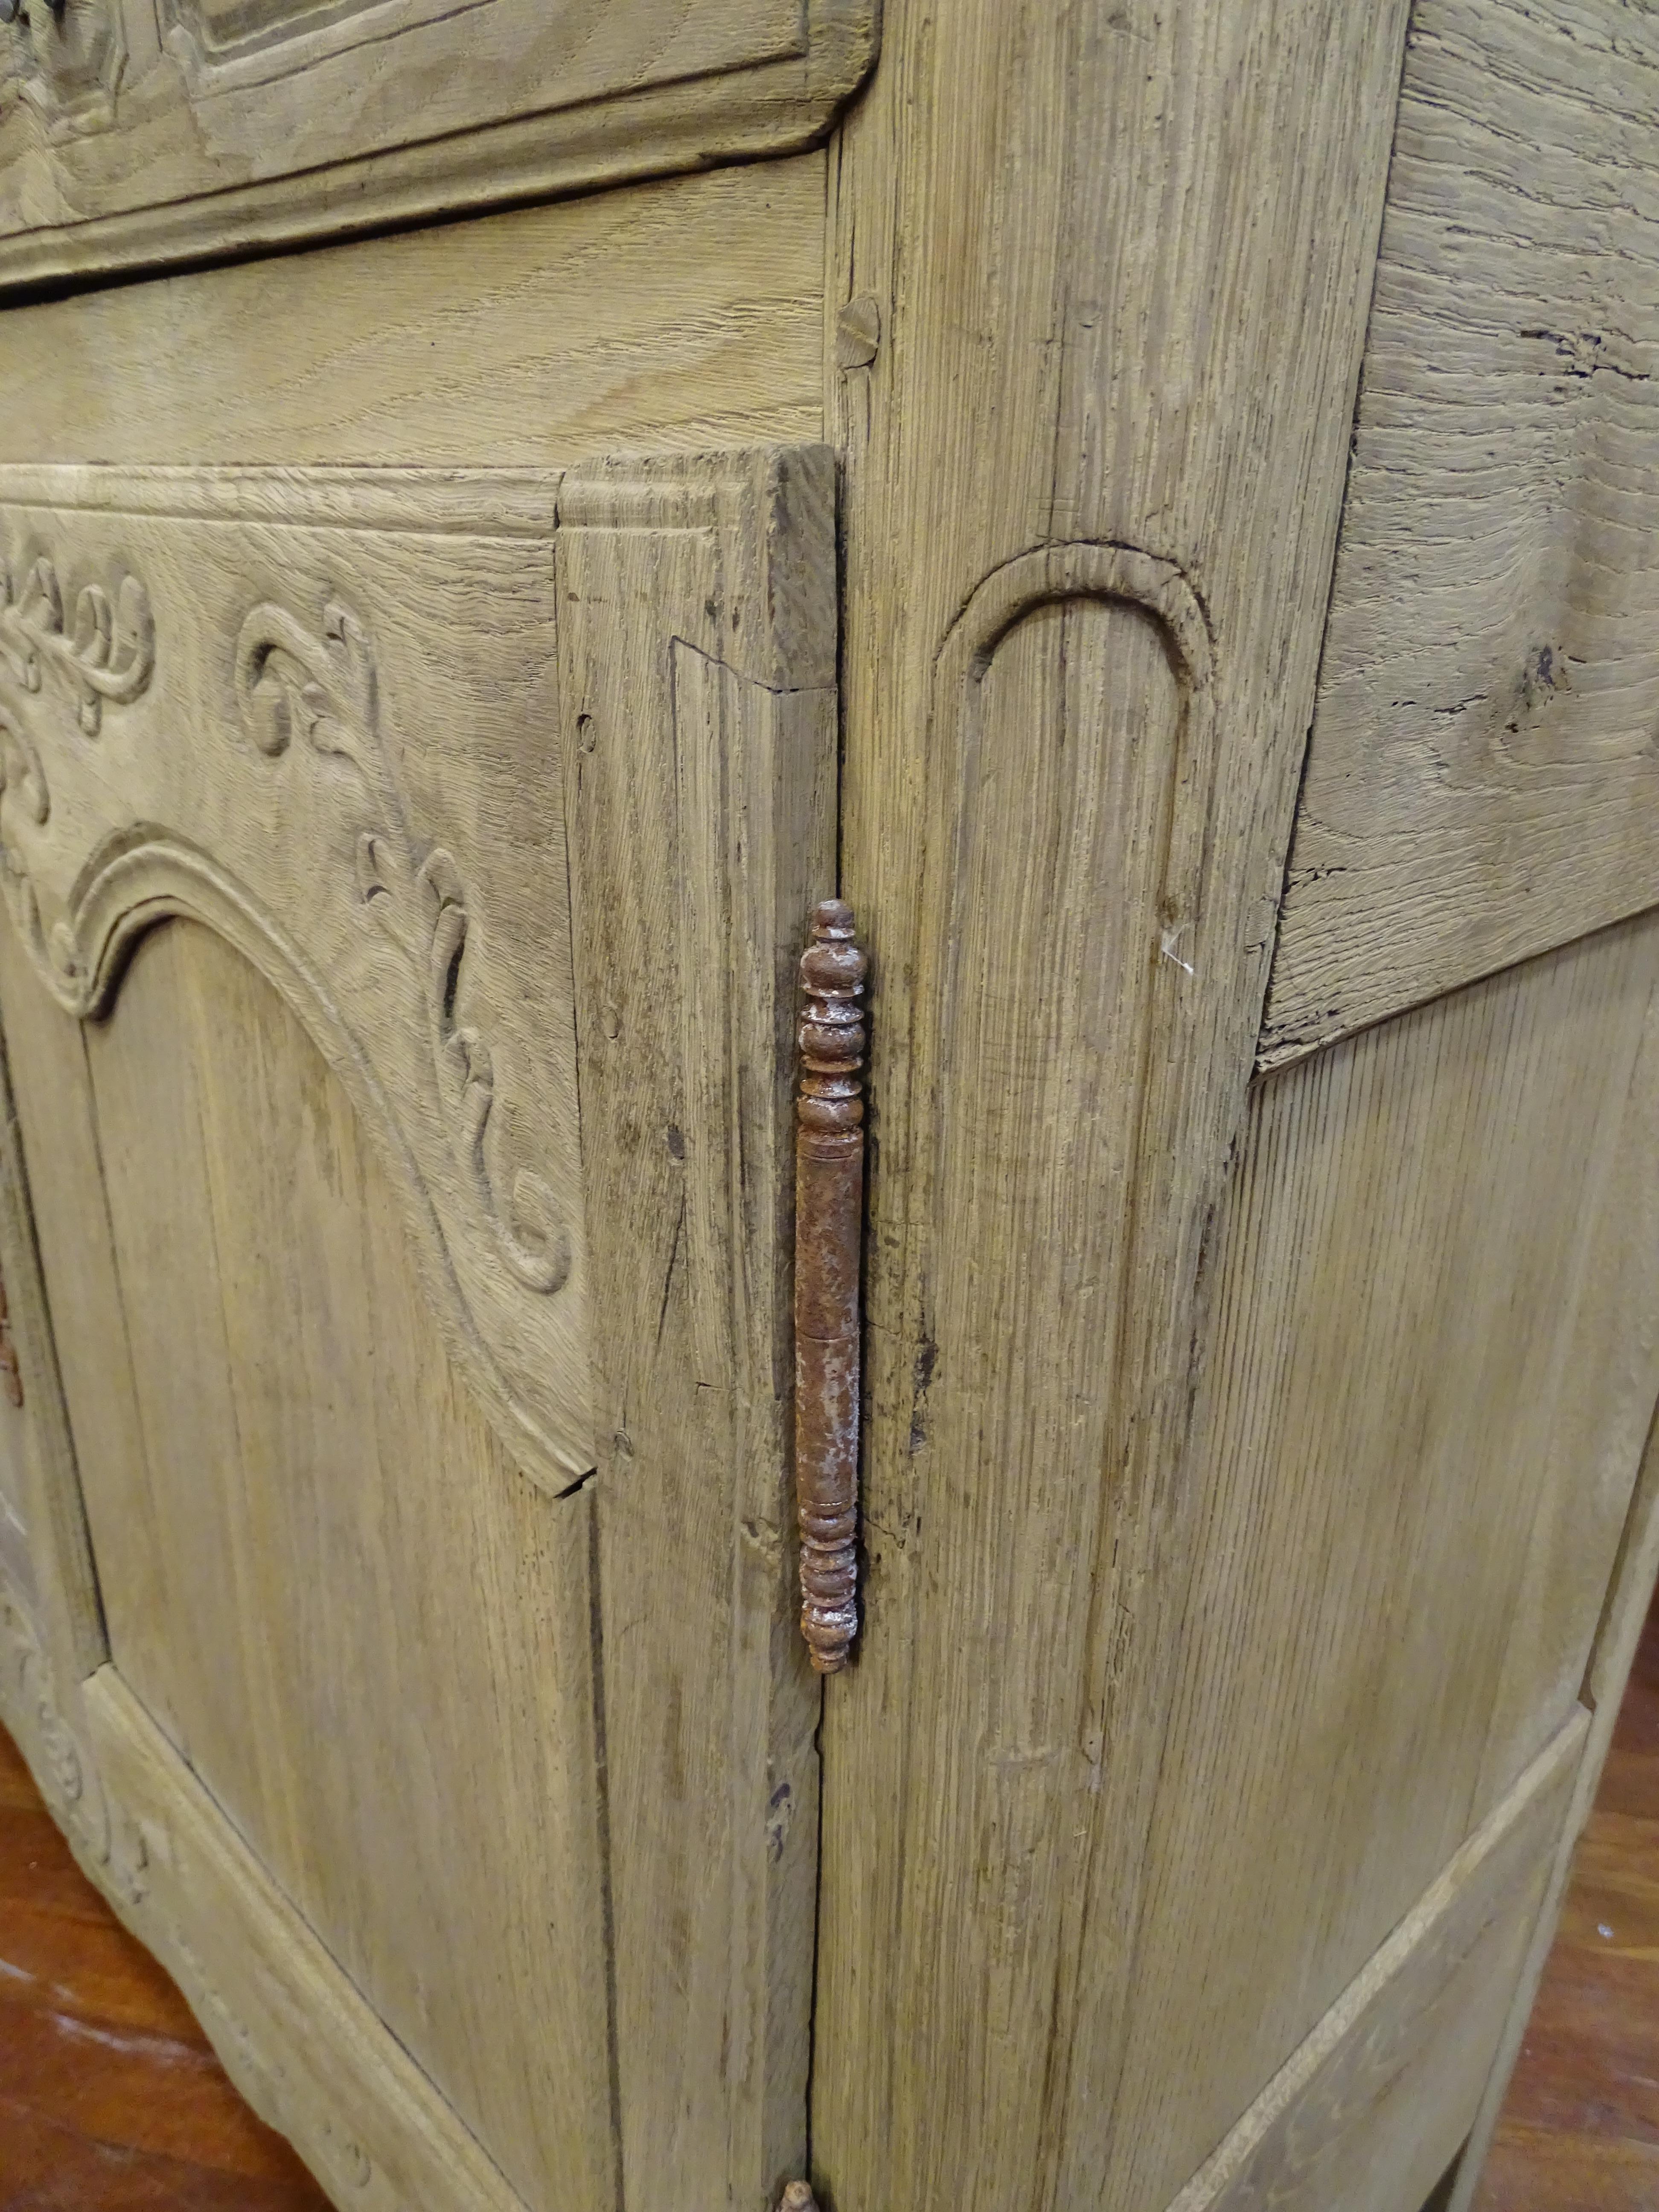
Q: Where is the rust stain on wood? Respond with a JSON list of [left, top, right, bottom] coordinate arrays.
[[794, 899, 867, 1674]]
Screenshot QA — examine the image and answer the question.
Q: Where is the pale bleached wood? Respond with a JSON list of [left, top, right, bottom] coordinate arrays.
[[1168, 1712, 1586, 2212], [0, 902, 158, 1711], [1097, 908, 1659, 2212], [0, 976, 104, 1691], [1449, 1388, 1659, 2210], [558, 446, 836, 2212], [80, 919, 615, 2212], [80, 1661, 541, 2212], [0, 161, 824, 472], [0, 461, 592, 1483], [815, 5, 1414, 2207], [0, 0, 874, 290], [1262, 0, 1659, 1068], [0, 443, 836, 2211]]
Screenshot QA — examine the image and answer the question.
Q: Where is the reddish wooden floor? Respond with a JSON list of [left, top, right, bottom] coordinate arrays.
[[1473, 1594, 1659, 2212], [0, 1721, 329, 2209], [2, 1611, 1658, 2209]]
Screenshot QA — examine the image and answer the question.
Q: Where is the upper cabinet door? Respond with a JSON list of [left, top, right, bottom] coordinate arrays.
[[0, 0, 878, 288]]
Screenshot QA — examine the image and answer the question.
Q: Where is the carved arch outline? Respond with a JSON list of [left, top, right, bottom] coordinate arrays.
[[928, 538, 1219, 1027], [49, 826, 588, 1489]]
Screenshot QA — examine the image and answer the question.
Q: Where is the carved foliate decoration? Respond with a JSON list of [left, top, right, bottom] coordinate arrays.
[[0, 475, 594, 1486], [0, 552, 153, 734], [0, 0, 125, 134], [234, 598, 571, 1297]]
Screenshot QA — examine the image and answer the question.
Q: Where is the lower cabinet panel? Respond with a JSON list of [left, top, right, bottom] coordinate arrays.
[[83, 1662, 533, 2212], [65, 918, 613, 2212], [1170, 1712, 1585, 2212]]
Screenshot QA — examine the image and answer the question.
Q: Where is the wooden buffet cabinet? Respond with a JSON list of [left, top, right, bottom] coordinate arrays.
[[0, 4, 1655, 2209]]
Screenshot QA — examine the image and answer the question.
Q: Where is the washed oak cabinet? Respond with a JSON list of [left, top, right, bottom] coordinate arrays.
[[0, 4, 1655, 2210]]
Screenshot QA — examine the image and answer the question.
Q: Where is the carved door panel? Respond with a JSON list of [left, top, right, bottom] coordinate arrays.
[[0, 454, 835, 2212], [0, 0, 878, 289]]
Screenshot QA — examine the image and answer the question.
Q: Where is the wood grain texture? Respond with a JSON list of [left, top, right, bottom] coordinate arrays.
[[815, 3, 1413, 2207], [1453, 1380, 1659, 2204], [1469, 1597, 1659, 2210], [0, 444, 838, 2212], [0, 461, 594, 1484], [1102, 909, 1659, 2212], [0, 0, 874, 290], [1170, 1713, 1585, 2212], [83, 1665, 539, 2212], [0, 161, 825, 471], [75, 919, 613, 2212], [1263, 0, 1659, 1068], [0, 1718, 331, 2209], [558, 445, 836, 2212]]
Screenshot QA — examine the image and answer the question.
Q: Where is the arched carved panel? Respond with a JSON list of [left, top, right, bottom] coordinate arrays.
[[0, 467, 595, 1481]]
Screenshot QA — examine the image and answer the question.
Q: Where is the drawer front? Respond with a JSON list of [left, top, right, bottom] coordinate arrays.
[[0, 0, 876, 288]]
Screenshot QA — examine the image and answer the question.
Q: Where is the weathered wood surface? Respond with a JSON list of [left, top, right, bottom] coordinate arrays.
[[1099, 908, 1659, 2212], [0, 461, 594, 1485], [1263, 0, 1659, 1068], [0, 0, 876, 290], [1170, 1714, 1585, 2212], [1452, 1394, 1659, 2205], [0, 161, 826, 472], [815, 2, 1415, 2208], [0, 447, 837, 2212], [558, 447, 836, 2212], [67, 918, 611, 2211], [1468, 1596, 1659, 2211], [83, 1662, 536, 2212]]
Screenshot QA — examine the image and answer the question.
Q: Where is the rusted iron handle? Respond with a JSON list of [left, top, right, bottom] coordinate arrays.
[[794, 899, 867, 1673]]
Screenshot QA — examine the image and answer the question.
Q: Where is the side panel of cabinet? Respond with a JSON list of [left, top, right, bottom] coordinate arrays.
[[0, 451, 835, 2212], [817, 0, 1418, 2206], [1263, 0, 1659, 1065], [819, 3, 1659, 2209]]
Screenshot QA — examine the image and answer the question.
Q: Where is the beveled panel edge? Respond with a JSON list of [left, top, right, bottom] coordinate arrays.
[[0, 3, 879, 299]]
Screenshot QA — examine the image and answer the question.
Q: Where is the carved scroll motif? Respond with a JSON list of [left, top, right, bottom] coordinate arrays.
[[794, 899, 867, 1674], [234, 598, 571, 1297], [0, 549, 154, 984], [0, 553, 154, 735]]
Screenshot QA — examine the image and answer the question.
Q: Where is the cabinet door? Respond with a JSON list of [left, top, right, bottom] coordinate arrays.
[[0, 0, 876, 288], [817, 2, 1659, 2210], [0, 452, 835, 2212]]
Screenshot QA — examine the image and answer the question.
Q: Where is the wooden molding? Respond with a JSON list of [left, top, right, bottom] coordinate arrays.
[[1168, 1713, 1587, 2212], [0, 0, 879, 295]]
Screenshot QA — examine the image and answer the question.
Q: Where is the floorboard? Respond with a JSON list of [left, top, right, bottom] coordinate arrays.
[[0, 1720, 329, 2209], [2, 1598, 1656, 2209], [1474, 1593, 1659, 2208]]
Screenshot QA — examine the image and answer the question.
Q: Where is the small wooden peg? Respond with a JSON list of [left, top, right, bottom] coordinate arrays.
[[793, 899, 867, 1673]]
